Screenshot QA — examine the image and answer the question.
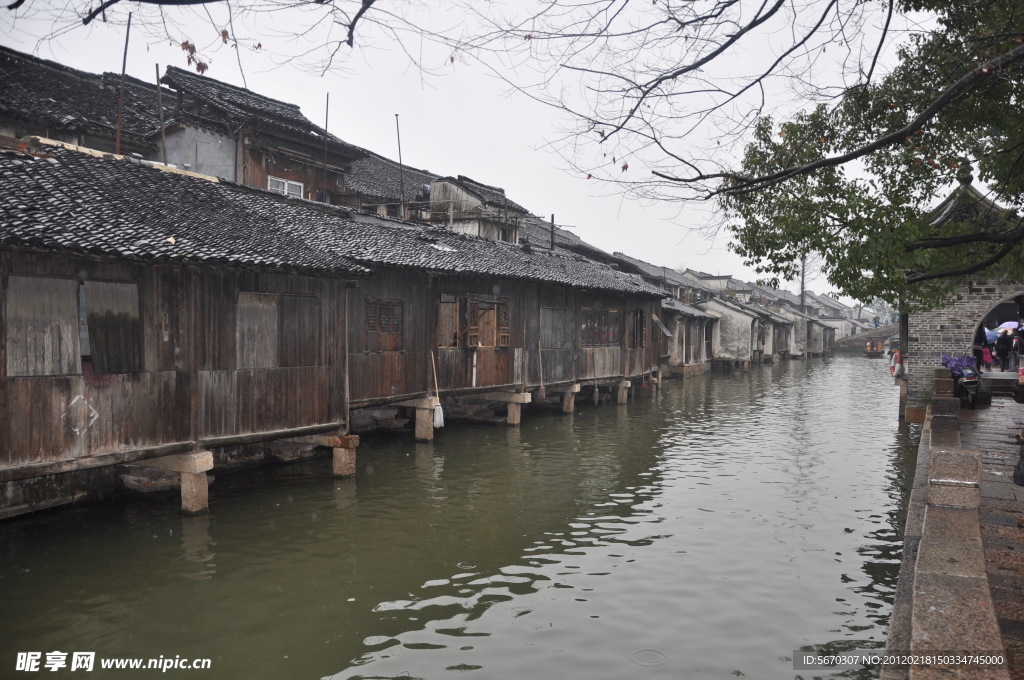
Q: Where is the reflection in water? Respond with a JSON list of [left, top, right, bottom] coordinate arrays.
[[180, 514, 216, 581], [0, 357, 915, 680]]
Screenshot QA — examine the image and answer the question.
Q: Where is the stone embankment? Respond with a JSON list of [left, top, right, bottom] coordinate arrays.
[[883, 370, 1024, 680]]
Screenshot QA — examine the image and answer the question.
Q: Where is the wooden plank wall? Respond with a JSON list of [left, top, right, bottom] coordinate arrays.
[[1, 252, 350, 475]]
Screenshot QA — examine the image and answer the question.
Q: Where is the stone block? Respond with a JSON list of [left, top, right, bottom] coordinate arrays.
[[332, 446, 356, 478], [931, 397, 960, 417], [916, 506, 986, 578], [139, 451, 214, 474], [180, 471, 209, 515], [929, 452, 982, 487], [927, 485, 980, 509], [930, 415, 960, 432], [905, 406, 926, 423], [414, 408, 434, 442]]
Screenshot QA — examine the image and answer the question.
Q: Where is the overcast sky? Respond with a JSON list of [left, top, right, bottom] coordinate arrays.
[[1, 2, 903, 301]]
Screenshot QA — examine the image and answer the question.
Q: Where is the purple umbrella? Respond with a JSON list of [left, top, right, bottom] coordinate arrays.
[[997, 321, 1019, 330]]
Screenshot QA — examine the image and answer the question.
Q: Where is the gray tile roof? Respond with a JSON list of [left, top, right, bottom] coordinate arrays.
[[345, 150, 439, 203], [517, 215, 615, 260], [313, 222, 665, 297], [1, 142, 666, 298], [0, 45, 172, 150], [663, 298, 713, 318], [0, 143, 367, 276], [437, 175, 531, 215], [161, 66, 364, 158]]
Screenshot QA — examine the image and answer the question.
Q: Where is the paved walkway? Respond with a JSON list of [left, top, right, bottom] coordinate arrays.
[[959, 398, 1024, 679]]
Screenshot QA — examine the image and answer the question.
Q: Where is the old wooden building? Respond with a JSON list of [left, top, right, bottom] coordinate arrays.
[[292, 217, 666, 435], [0, 140, 366, 519]]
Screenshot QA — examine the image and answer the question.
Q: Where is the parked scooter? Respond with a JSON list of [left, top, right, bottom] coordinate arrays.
[[942, 354, 980, 408]]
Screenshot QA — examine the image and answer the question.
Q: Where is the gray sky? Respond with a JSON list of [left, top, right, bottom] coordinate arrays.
[[2, 2, 900, 300]]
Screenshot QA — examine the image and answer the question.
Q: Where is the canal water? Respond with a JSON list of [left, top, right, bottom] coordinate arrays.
[[1, 356, 918, 680]]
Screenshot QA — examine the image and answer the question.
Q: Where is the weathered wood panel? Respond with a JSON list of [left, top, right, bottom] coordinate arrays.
[[4, 372, 189, 464], [579, 346, 622, 380], [538, 349, 573, 383], [196, 271, 236, 371], [142, 266, 192, 373], [281, 294, 322, 367], [199, 370, 235, 437], [236, 293, 279, 369], [4, 377, 85, 465], [86, 281, 142, 374], [5, 276, 79, 377]]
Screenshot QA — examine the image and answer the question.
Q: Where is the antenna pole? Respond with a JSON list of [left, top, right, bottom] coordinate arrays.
[[155, 63, 167, 165], [115, 12, 132, 155], [395, 113, 405, 219]]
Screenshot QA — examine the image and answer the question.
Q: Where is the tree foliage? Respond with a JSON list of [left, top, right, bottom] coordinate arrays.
[[724, 0, 1024, 309]]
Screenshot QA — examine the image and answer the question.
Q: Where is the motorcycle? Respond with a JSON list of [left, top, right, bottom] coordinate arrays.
[[942, 354, 980, 408]]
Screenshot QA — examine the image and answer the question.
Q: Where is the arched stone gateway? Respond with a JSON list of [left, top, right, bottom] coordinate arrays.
[[907, 279, 1024, 407]]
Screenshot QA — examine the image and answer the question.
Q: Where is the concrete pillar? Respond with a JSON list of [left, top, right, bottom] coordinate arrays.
[[332, 445, 357, 478], [180, 471, 209, 515], [562, 391, 575, 414], [414, 408, 434, 442], [507, 402, 521, 426], [139, 451, 213, 515], [616, 381, 630, 404]]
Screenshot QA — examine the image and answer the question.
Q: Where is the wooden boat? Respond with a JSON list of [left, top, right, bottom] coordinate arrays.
[[864, 339, 885, 357]]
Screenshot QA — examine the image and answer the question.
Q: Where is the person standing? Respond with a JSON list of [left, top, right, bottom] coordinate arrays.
[[974, 326, 987, 371], [996, 329, 1013, 371]]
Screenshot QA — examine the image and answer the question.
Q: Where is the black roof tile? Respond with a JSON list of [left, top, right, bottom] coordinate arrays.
[[0, 45, 172, 149], [0, 142, 666, 298]]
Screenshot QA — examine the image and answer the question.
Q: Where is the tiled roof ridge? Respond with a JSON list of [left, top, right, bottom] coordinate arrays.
[[163, 65, 304, 114], [455, 175, 505, 193], [20, 136, 221, 182]]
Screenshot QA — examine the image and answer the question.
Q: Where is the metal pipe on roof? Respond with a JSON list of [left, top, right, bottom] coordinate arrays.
[[395, 114, 405, 219], [155, 63, 168, 166], [114, 12, 132, 156]]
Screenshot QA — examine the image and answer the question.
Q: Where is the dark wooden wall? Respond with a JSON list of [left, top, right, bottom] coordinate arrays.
[[1, 251, 349, 478], [348, 270, 662, 406]]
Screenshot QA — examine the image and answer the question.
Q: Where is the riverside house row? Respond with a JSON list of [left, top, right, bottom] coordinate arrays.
[[0, 46, 856, 519], [0, 140, 665, 519]]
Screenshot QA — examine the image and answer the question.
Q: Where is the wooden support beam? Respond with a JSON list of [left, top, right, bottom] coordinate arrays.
[[547, 384, 581, 393], [394, 396, 439, 410], [284, 434, 359, 448], [469, 392, 532, 404], [616, 380, 630, 405]]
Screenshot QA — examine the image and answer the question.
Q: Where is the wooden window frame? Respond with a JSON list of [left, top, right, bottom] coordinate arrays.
[[629, 309, 646, 349], [365, 298, 404, 352], [437, 294, 510, 348], [581, 307, 622, 347]]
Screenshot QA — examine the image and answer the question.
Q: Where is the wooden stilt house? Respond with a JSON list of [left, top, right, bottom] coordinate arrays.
[[0, 140, 365, 519]]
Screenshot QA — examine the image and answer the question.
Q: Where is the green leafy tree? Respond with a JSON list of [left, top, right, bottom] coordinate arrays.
[[723, 1, 1024, 309]]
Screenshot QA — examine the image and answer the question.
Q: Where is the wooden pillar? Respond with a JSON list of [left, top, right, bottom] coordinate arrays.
[[616, 381, 630, 404], [332, 435, 359, 478], [507, 402, 521, 426], [562, 391, 575, 414]]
